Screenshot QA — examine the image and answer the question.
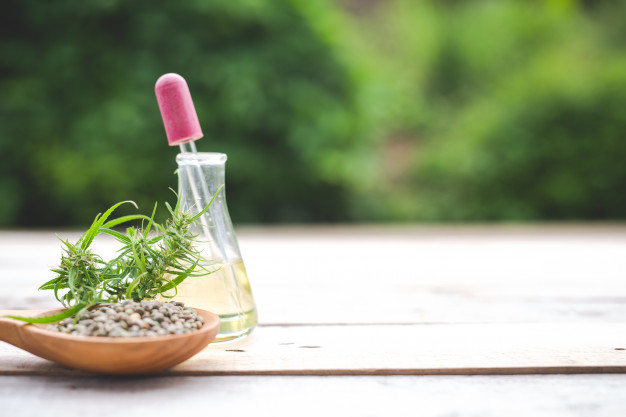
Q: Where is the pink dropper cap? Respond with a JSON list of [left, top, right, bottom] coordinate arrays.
[[155, 73, 203, 146]]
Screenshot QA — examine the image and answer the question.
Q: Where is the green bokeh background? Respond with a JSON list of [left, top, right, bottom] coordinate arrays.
[[1, 0, 625, 226]]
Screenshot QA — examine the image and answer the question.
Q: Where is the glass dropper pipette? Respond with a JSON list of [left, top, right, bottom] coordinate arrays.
[[155, 73, 227, 259]]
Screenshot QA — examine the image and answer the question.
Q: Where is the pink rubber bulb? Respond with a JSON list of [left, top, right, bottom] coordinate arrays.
[[155, 73, 203, 146]]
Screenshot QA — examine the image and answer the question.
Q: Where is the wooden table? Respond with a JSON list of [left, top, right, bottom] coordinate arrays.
[[1, 226, 625, 416]]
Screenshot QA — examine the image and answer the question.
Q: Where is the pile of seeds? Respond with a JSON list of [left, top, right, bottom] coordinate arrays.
[[47, 300, 204, 337]]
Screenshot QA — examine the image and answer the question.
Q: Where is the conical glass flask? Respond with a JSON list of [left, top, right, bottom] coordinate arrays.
[[170, 152, 257, 342]]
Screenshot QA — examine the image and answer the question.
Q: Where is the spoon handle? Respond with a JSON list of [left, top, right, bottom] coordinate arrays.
[[0, 310, 44, 351]]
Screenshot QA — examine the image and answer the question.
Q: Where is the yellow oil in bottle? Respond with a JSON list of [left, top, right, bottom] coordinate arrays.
[[161, 261, 257, 342]]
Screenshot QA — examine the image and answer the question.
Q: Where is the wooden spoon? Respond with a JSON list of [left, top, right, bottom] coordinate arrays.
[[0, 308, 219, 374]]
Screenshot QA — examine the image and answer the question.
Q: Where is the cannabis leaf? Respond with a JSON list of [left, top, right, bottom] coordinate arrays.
[[8, 189, 220, 324]]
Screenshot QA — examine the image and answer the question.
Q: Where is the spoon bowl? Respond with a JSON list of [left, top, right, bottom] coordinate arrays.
[[0, 308, 220, 374]]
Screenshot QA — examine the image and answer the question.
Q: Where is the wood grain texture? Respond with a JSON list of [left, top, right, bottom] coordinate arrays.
[[1, 374, 625, 417], [2, 227, 625, 325], [0, 227, 625, 377], [0, 227, 625, 413], [0, 322, 624, 376]]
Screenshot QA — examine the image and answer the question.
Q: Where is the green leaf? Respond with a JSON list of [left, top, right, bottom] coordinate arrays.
[[5, 302, 87, 324], [159, 259, 200, 293], [102, 214, 151, 229], [38, 276, 62, 291], [81, 201, 138, 250], [190, 186, 223, 222], [100, 228, 131, 243], [131, 240, 147, 274], [67, 267, 77, 294], [164, 201, 175, 217], [170, 187, 181, 213], [125, 271, 146, 300], [143, 203, 158, 238]]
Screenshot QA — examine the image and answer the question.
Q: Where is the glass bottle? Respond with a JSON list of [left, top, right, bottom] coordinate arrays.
[[170, 152, 257, 342]]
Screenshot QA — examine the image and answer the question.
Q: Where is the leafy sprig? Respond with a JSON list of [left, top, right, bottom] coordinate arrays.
[[7, 190, 219, 324]]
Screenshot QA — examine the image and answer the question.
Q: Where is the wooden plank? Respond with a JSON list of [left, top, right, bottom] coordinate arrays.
[[4, 227, 626, 291], [0, 323, 624, 376], [3, 285, 626, 324], [2, 228, 626, 324], [0, 374, 625, 417]]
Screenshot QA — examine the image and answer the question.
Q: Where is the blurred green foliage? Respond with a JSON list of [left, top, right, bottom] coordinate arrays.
[[1, 0, 625, 226], [348, 0, 626, 221], [0, 0, 376, 226]]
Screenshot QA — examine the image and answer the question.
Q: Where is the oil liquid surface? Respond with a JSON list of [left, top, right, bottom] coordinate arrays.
[[162, 261, 257, 342]]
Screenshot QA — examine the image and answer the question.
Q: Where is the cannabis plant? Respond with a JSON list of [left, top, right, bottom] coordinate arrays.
[[9, 191, 218, 324]]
